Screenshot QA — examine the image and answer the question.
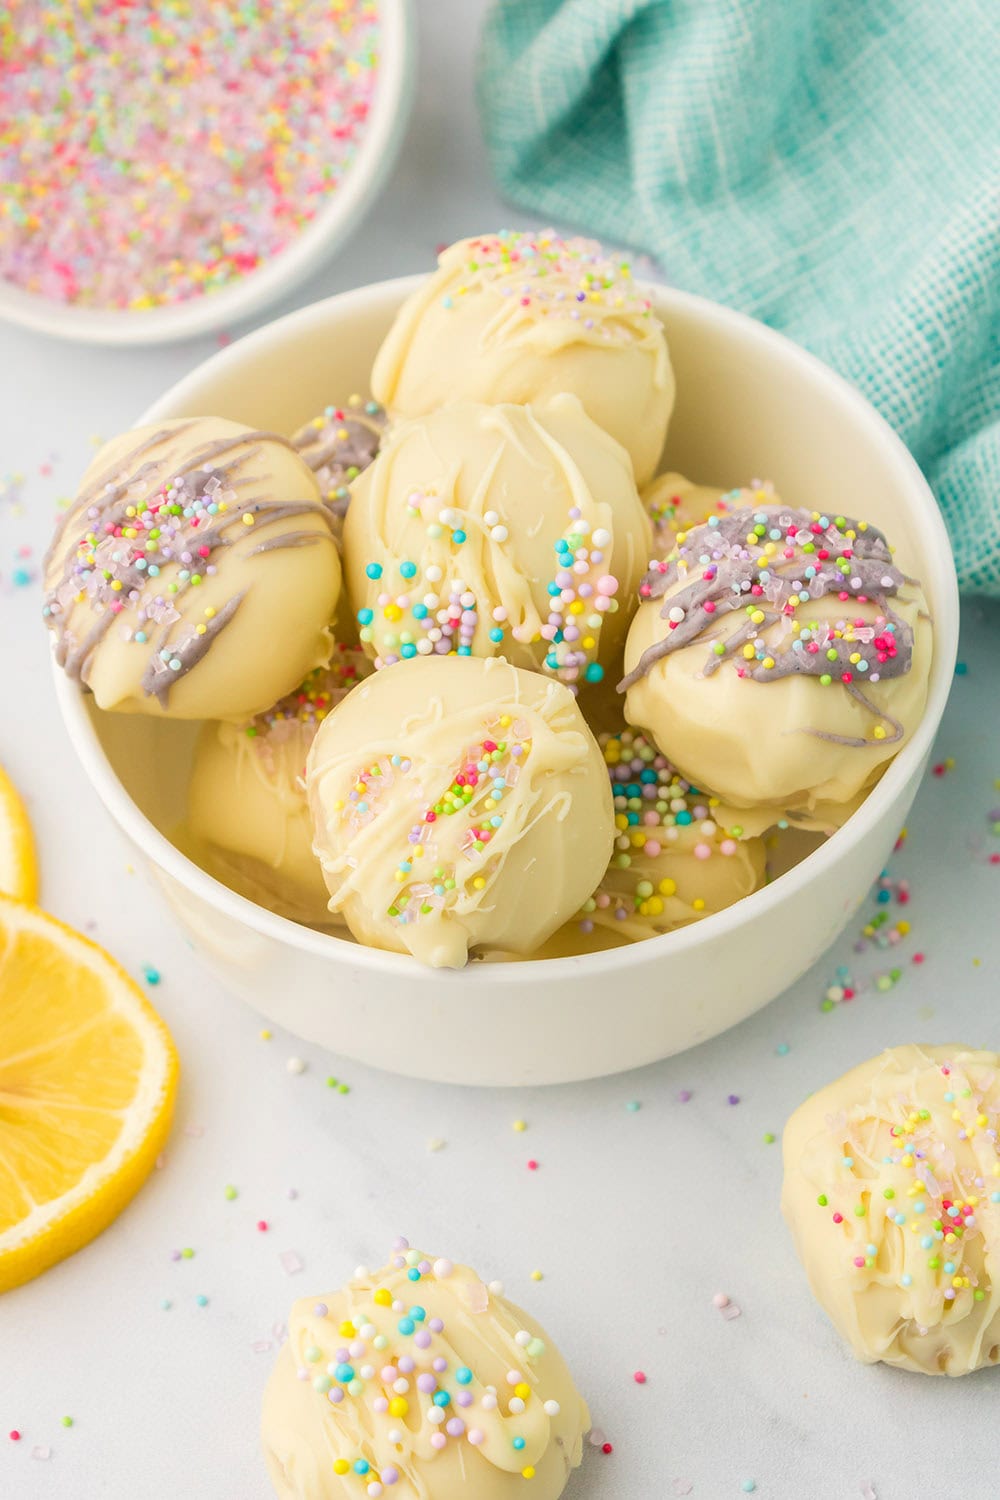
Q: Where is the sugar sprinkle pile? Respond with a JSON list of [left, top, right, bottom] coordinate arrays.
[[0, 0, 379, 309]]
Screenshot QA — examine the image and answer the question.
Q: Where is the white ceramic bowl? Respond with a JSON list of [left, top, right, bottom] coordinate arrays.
[[51, 277, 959, 1085], [0, 1, 414, 347]]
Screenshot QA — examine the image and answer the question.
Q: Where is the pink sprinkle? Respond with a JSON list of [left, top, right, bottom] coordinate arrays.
[[633, 1371, 647, 1384], [527, 1160, 539, 1171], [712, 1292, 729, 1308]]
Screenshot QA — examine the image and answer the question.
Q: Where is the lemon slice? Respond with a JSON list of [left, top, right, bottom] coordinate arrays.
[[0, 895, 179, 1293], [0, 763, 38, 903]]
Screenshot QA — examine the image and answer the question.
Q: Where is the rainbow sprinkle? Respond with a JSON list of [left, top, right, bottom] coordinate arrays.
[[338, 719, 532, 925], [438, 231, 655, 335], [288, 1239, 563, 1490], [358, 496, 620, 689], [814, 1061, 999, 1302], [0, 1, 379, 309]]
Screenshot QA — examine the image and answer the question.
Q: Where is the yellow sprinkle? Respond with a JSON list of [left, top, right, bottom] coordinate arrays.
[[472, 876, 486, 890], [513, 1119, 527, 1132], [259, 1029, 272, 1040], [333, 1459, 350, 1475], [242, 512, 255, 526], [389, 1397, 409, 1418], [658, 878, 677, 897], [339, 1320, 356, 1338], [522, 1467, 536, 1480], [873, 726, 887, 740], [515, 1382, 531, 1399], [530, 1270, 543, 1282], [373, 1288, 392, 1306], [692, 898, 705, 911]]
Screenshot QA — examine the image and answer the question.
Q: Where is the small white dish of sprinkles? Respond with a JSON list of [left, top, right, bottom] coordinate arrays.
[[0, 0, 414, 345]]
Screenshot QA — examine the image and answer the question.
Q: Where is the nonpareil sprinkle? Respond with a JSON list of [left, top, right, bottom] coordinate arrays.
[[0, 1, 379, 310]]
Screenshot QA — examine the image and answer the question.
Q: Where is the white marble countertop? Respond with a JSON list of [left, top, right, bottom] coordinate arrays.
[[2, 3, 999, 1497]]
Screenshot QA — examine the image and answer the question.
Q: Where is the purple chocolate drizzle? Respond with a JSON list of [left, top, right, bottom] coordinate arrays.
[[619, 506, 921, 747], [43, 421, 335, 703], [291, 400, 386, 520]]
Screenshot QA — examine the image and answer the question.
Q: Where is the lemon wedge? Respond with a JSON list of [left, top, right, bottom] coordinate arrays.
[[0, 895, 178, 1293], [0, 763, 38, 903]]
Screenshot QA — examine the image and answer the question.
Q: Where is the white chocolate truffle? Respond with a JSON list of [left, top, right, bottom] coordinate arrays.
[[622, 506, 932, 825], [262, 1242, 589, 1500], [306, 655, 614, 968], [290, 395, 387, 540], [44, 418, 341, 720], [372, 231, 673, 485], [343, 397, 650, 691], [572, 730, 766, 943], [782, 1045, 1000, 1376], [188, 648, 370, 926], [643, 473, 780, 560]]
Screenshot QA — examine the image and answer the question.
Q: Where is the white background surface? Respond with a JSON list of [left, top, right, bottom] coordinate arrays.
[[2, 4, 1000, 1498]]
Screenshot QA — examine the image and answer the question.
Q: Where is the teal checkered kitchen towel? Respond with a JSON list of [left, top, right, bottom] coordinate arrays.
[[478, 0, 1000, 595]]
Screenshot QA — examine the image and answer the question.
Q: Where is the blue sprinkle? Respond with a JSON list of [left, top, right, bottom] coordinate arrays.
[[143, 966, 161, 985], [365, 563, 383, 580]]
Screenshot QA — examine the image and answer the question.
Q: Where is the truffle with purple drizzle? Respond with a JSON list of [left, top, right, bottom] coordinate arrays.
[[290, 395, 388, 540], [620, 506, 932, 826], [43, 417, 342, 720]]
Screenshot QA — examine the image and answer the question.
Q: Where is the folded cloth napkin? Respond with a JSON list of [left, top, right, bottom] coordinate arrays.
[[478, 0, 1000, 595]]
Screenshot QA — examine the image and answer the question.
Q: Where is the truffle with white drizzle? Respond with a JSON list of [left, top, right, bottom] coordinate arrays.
[[782, 1045, 1000, 1376], [306, 655, 614, 968], [262, 1239, 590, 1499], [372, 230, 673, 485], [43, 417, 341, 720], [343, 396, 650, 691], [187, 645, 370, 925]]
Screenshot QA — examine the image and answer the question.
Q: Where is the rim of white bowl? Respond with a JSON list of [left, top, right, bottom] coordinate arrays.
[[0, 0, 415, 348], [51, 278, 960, 983]]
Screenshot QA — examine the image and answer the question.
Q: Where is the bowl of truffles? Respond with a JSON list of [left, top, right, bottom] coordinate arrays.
[[47, 232, 958, 1085]]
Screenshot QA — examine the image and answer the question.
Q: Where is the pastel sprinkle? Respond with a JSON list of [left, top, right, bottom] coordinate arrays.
[[0, 2, 381, 311]]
